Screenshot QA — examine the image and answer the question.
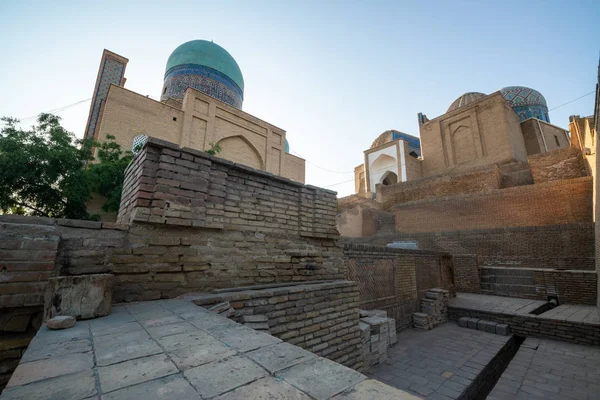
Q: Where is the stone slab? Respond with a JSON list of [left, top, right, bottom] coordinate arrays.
[[246, 342, 317, 373], [495, 323, 510, 336], [98, 353, 178, 393], [94, 329, 162, 366], [213, 376, 312, 400], [277, 357, 366, 399], [0, 370, 96, 400], [101, 374, 201, 400], [168, 340, 237, 370], [7, 352, 94, 387], [20, 338, 91, 363], [184, 355, 268, 398], [157, 330, 218, 353], [331, 379, 421, 399], [146, 321, 197, 339]]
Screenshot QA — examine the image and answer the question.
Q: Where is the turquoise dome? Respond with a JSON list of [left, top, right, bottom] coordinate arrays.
[[165, 40, 244, 91], [500, 86, 550, 123], [161, 40, 244, 108]]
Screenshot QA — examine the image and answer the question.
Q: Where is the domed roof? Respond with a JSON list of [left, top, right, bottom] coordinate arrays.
[[165, 40, 244, 91], [500, 86, 547, 108], [447, 92, 487, 112], [370, 130, 421, 156]]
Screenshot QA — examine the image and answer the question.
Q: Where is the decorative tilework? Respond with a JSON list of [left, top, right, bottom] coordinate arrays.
[[84, 53, 127, 140], [132, 135, 148, 153], [161, 64, 243, 109], [501, 86, 550, 122]]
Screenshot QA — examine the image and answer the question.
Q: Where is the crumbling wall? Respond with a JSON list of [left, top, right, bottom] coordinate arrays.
[[528, 146, 587, 183]]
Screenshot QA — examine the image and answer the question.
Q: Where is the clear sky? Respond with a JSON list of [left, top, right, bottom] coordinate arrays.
[[1, 1, 598, 196]]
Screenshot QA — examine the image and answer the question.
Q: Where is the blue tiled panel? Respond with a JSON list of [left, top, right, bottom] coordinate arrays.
[[161, 64, 243, 109], [85, 57, 126, 139], [391, 131, 421, 156]]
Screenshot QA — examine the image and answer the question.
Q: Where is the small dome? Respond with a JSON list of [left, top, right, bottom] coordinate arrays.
[[165, 40, 244, 91], [500, 86, 550, 122], [447, 92, 487, 113], [370, 130, 421, 156]]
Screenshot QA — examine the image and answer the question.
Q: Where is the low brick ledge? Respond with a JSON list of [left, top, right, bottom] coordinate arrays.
[[0, 215, 129, 231], [183, 280, 357, 305]]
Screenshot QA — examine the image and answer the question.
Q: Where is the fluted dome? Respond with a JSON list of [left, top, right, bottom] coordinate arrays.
[[447, 92, 487, 113], [500, 86, 549, 122], [161, 40, 244, 108]]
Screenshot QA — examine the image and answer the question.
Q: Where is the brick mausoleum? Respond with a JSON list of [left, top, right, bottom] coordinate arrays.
[[1, 41, 600, 400]]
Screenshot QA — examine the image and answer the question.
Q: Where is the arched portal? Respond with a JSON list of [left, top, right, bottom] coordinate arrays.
[[380, 171, 398, 186]]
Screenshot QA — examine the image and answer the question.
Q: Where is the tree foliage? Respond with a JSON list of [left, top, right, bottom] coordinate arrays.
[[0, 114, 92, 218], [0, 114, 134, 219], [85, 135, 134, 213]]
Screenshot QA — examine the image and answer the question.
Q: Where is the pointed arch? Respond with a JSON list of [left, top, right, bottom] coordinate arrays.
[[216, 135, 263, 169]]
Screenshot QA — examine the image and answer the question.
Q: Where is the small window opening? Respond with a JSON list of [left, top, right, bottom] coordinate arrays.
[[163, 87, 167, 94], [173, 117, 177, 121], [554, 135, 560, 147]]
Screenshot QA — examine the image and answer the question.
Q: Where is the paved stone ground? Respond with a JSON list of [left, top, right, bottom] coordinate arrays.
[[366, 323, 511, 399], [488, 337, 600, 400], [1, 299, 419, 400], [449, 293, 546, 315], [450, 293, 600, 325]]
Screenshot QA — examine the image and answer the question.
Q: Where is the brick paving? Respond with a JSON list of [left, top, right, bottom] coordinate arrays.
[[366, 323, 511, 399], [1, 299, 418, 400], [488, 337, 600, 400]]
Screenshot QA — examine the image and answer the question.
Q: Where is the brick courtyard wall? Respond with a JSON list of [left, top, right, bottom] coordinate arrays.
[[341, 243, 455, 331], [192, 281, 363, 371], [118, 137, 337, 239], [349, 223, 595, 304], [392, 177, 592, 233], [377, 164, 501, 210], [528, 146, 587, 183]]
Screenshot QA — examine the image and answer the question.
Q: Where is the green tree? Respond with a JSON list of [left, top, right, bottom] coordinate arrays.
[[0, 114, 92, 219], [85, 134, 135, 213]]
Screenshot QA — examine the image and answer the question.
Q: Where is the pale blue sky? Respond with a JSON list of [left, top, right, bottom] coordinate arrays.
[[1, 1, 598, 196]]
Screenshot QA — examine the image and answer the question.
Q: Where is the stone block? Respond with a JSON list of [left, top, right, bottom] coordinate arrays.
[[44, 274, 114, 320], [46, 316, 75, 330], [331, 379, 421, 400], [496, 323, 511, 336], [467, 318, 479, 329], [477, 320, 488, 331], [485, 321, 498, 334], [458, 317, 469, 328]]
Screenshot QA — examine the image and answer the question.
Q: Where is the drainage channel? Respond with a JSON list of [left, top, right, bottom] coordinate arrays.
[[459, 335, 524, 400]]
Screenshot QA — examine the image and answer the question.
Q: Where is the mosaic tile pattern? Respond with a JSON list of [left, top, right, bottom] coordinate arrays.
[[85, 56, 126, 139], [501, 86, 550, 122], [161, 64, 243, 109]]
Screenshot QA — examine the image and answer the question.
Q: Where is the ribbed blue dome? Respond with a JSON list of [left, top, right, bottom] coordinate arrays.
[[161, 40, 244, 108]]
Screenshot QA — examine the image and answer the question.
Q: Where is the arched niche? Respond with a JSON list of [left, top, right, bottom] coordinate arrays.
[[216, 135, 263, 170]]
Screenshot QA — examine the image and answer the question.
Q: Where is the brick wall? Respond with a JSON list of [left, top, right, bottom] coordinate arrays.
[[349, 223, 595, 304], [392, 177, 592, 233], [528, 146, 586, 183], [342, 243, 455, 331], [118, 137, 336, 238], [377, 164, 501, 210], [192, 281, 363, 371]]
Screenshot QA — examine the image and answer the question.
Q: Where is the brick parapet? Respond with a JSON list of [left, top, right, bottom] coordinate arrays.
[[118, 138, 338, 239]]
